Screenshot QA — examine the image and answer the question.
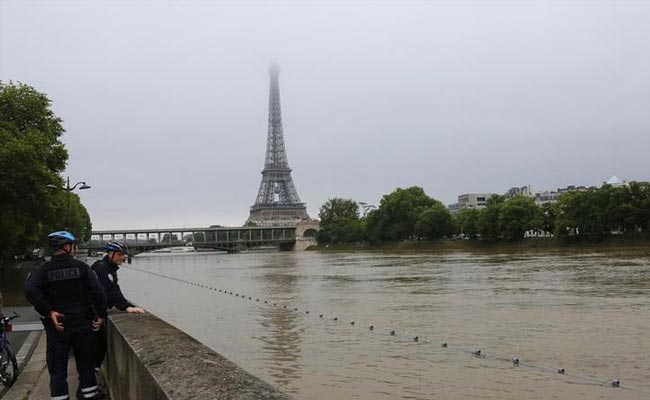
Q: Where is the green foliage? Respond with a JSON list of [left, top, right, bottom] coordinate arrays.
[[414, 201, 456, 240], [319, 198, 359, 225], [498, 196, 543, 241], [478, 195, 504, 240], [541, 203, 556, 234], [554, 184, 650, 240], [455, 208, 480, 239], [0, 82, 67, 171], [0, 82, 91, 262], [366, 187, 435, 242], [628, 181, 650, 231], [318, 198, 363, 244], [60, 192, 93, 242]]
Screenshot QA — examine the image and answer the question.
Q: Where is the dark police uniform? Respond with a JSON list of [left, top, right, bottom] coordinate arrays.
[[25, 254, 107, 400], [91, 256, 134, 369]]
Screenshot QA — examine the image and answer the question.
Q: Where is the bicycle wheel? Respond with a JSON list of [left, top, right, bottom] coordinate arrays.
[[0, 345, 18, 387]]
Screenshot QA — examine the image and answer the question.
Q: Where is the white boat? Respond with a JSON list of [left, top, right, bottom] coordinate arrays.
[[151, 246, 196, 254]]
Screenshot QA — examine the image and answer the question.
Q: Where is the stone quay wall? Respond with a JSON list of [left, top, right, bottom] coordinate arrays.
[[105, 312, 293, 400]]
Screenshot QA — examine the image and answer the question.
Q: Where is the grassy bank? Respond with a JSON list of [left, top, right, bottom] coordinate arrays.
[[307, 233, 650, 254]]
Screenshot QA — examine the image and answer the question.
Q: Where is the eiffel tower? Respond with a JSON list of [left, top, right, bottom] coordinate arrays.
[[246, 65, 310, 226]]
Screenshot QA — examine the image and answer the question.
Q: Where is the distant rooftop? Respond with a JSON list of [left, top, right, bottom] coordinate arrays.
[[606, 175, 625, 185]]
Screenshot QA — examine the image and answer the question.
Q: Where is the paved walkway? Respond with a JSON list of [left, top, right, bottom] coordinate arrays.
[[3, 334, 82, 400]]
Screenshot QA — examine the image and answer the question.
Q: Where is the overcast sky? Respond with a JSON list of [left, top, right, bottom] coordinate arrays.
[[2, 1, 649, 229]]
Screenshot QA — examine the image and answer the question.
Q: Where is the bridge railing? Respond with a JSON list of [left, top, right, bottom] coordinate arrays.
[[83, 226, 297, 248]]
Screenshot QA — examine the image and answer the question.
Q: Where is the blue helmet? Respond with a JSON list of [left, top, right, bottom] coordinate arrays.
[[47, 231, 76, 249], [105, 241, 129, 255]]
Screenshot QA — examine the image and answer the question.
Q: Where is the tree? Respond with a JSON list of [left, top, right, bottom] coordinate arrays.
[[498, 196, 543, 240], [554, 187, 623, 240], [366, 187, 436, 242], [540, 203, 556, 235], [599, 184, 635, 233], [0, 82, 85, 263], [414, 201, 456, 240], [629, 181, 650, 232], [319, 198, 359, 226], [478, 195, 504, 240], [61, 192, 92, 242], [455, 208, 480, 239], [318, 198, 362, 244]]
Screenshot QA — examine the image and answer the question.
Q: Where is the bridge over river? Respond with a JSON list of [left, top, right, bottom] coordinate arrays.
[[82, 221, 319, 254]]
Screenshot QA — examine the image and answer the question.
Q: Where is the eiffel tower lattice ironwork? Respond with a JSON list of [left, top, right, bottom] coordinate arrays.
[[247, 65, 310, 226]]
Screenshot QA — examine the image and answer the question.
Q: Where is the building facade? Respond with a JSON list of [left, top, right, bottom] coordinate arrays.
[[457, 193, 496, 211]]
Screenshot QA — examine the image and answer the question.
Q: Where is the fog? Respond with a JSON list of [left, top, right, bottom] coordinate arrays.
[[1, 1, 648, 228]]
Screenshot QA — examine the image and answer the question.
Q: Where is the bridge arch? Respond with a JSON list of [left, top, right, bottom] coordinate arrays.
[[294, 220, 320, 239]]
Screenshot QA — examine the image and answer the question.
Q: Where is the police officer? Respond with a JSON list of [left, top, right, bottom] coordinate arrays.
[[91, 241, 144, 371], [25, 231, 107, 400]]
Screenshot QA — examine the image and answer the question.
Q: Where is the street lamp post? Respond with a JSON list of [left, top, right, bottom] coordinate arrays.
[[47, 176, 91, 230]]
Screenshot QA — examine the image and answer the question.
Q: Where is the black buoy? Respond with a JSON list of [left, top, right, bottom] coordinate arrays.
[[350, 321, 355, 325], [558, 368, 565, 374], [512, 358, 520, 365], [319, 314, 323, 318], [369, 325, 374, 330], [390, 330, 395, 336], [611, 379, 620, 387], [473, 349, 481, 357], [413, 336, 419, 342], [334, 317, 338, 321], [294, 308, 298, 311], [442, 342, 448, 348], [306, 311, 310, 314]]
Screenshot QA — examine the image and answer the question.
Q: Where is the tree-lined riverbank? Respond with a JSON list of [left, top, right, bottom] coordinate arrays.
[[309, 233, 650, 253], [317, 184, 650, 247]]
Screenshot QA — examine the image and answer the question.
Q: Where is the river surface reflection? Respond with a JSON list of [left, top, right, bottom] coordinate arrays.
[[117, 249, 650, 399]]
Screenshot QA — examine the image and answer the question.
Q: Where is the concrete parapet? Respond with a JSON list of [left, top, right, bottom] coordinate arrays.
[[106, 312, 293, 400]]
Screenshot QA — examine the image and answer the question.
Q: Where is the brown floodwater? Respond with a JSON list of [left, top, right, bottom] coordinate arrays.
[[4, 249, 650, 399]]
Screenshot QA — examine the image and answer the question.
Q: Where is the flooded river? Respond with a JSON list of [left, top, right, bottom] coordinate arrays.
[[4, 249, 650, 399], [117, 249, 650, 399]]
